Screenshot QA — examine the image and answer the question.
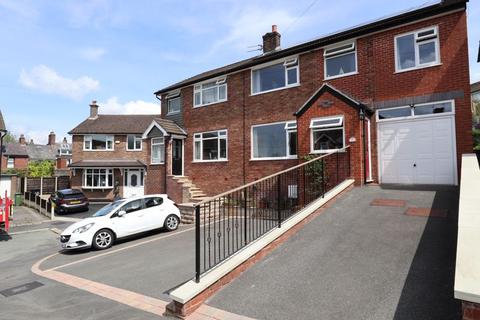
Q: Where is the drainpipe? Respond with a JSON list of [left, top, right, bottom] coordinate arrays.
[[155, 93, 168, 194], [359, 107, 367, 185]]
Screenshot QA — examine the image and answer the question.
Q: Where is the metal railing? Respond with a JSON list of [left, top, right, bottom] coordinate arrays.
[[194, 146, 351, 282]]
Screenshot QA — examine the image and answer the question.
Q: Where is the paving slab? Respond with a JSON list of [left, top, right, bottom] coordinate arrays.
[[205, 185, 460, 320]]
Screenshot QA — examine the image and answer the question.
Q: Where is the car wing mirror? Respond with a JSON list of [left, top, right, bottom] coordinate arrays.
[[117, 210, 126, 217]]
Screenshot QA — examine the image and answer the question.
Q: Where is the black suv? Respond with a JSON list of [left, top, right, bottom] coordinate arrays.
[[49, 189, 89, 214]]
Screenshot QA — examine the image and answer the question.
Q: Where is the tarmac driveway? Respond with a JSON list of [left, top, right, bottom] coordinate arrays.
[[205, 185, 461, 320]]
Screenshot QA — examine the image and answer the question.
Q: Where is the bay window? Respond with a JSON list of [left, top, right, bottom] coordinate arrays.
[[324, 42, 357, 79], [127, 135, 142, 151], [310, 116, 344, 153], [194, 78, 227, 107], [84, 135, 114, 151], [252, 57, 299, 94], [395, 26, 440, 72], [252, 121, 297, 160], [151, 137, 165, 164], [193, 130, 227, 162], [83, 169, 113, 188]]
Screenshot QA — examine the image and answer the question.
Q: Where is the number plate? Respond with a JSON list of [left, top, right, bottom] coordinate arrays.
[[70, 201, 81, 204]]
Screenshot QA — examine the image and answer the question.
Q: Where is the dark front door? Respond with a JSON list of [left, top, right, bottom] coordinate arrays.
[[172, 139, 183, 176]]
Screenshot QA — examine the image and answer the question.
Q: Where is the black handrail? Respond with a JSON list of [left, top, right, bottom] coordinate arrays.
[[194, 146, 351, 282]]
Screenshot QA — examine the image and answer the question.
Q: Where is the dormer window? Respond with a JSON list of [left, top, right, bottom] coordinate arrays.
[[395, 26, 440, 72], [193, 77, 227, 107], [324, 41, 357, 79], [167, 91, 181, 114]]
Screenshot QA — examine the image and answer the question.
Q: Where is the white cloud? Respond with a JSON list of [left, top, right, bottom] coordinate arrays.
[[99, 97, 160, 115], [19, 65, 99, 100], [80, 47, 106, 61]]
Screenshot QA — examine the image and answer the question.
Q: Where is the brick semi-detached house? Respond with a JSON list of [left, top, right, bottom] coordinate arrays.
[[70, 0, 472, 203]]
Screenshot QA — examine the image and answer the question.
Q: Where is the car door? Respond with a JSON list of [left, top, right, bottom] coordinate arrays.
[[141, 197, 167, 230], [111, 199, 146, 237]]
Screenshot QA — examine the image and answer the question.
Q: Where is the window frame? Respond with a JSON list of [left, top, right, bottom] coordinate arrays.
[[376, 99, 455, 123], [193, 129, 228, 163], [126, 135, 143, 151], [83, 135, 114, 151], [250, 120, 298, 161], [82, 168, 114, 189], [6, 156, 14, 169], [250, 56, 300, 96], [310, 115, 345, 154], [151, 137, 165, 164], [166, 91, 181, 114], [323, 41, 358, 80], [193, 77, 228, 108], [394, 25, 441, 73]]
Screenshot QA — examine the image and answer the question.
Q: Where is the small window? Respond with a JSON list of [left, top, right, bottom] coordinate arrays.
[[395, 26, 440, 71], [167, 92, 181, 114], [324, 42, 357, 79], [311, 116, 344, 153], [193, 130, 228, 162], [151, 137, 165, 164], [84, 135, 114, 151], [252, 121, 297, 159], [194, 78, 227, 107], [378, 107, 411, 120], [7, 157, 14, 169], [121, 199, 144, 214], [127, 135, 142, 151], [414, 102, 452, 116], [145, 197, 163, 208], [252, 58, 299, 94]]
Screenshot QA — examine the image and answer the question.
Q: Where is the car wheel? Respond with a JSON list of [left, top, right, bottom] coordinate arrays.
[[92, 229, 114, 250], [164, 214, 180, 231]]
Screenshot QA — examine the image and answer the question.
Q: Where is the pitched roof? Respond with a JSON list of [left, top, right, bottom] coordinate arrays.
[[472, 81, 480, 94], [69, 114, 161, 134], [294, 83, 372, 117], [26, 144, 58, 161], [3, 143, 28, 156], [154, 0, 467, 95], [154, 118, 187, 135], [0, 110, 6, 132], [69, 160, 147, 168]]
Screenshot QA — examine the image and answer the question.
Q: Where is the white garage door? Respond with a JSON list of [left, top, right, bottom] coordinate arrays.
[[0, 176, 12, 198], [378, 115, 457, 185]]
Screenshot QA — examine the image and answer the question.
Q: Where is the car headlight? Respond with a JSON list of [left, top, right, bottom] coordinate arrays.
[[72, 223, 95, 234]]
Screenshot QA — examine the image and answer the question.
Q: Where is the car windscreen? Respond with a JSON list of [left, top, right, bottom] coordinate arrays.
[[93, 201, 124, 217]]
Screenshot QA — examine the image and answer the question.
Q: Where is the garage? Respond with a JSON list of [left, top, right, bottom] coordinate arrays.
[[377, 100, 457, 185], [0, 176, 12, 197]]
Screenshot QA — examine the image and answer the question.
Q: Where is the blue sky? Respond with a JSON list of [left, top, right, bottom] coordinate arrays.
[[0, 0, 479, 144]]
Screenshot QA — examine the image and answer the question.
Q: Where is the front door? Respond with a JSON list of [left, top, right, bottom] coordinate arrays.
[[172, 139, 183, 176], [124, 169, 145, 198]]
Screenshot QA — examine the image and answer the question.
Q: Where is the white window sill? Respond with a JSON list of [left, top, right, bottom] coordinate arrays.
[[167, 111, 181, 115], [394, 62, 442, 74], [192, 160, 228, 163], [310, 149, 346, 154], [126, 149, 142, 152], [82, 149, 114, 152], [250, 84, 300, 97], [81, 187, 114, 190], [150, 162, 165, 165], [250, 157, 298, 161], [324, 71, 358, 81], [193, 99, 228, 109]]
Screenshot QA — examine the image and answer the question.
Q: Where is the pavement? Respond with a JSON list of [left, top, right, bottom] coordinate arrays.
[[9, 206, 48, 227], [205, 185, 461, 320]]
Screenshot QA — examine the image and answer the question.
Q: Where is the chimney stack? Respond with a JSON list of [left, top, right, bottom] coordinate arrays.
[[89, 100, 99, 119], [48, 131, 56, 145], [19, 134, 26, 145], [262, 25, 281, 53]]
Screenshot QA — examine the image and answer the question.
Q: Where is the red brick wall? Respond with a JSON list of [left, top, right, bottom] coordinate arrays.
[[145, 165, 165, 195], [160, 9, 471, 196], [2, 156, 29, 170]]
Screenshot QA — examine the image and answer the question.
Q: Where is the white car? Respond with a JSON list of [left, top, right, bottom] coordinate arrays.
[[60, 194, 181, 250]]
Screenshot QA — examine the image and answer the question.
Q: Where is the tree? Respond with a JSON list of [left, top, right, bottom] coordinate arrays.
[[27, 160, 55, 177], [2, 132, 17, 144]]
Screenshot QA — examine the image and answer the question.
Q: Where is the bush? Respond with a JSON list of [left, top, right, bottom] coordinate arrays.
[[27, 160, 55, 177]]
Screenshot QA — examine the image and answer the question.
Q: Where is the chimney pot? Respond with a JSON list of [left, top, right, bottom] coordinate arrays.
[[89, 100, 99, 119], [262, 25, 281, 53], [19, 134, 26, 145]]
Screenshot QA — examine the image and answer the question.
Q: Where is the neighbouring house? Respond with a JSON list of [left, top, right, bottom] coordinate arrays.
[[145, 0, 472, 202], [472, 81, 480, 123], [68, 102, 186, 201], [1, 131, 72, 176]]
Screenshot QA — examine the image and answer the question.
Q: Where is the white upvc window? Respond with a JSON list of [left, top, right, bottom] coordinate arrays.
[[324, 41, 357, 79], [376, 100, 454, 122], [251, 121, 297, 160], [167, 91, 181, 114], [83, 168, 114, 188], [151, 137, 165, 164], [193, 77, 227, 107], [7, 157, 14, 169], [193, 129, 227, 162], [83, 135, 114, 151], [310, 116, 345, 153], [251, 57, 299, 95], [127, 135, 142, 151], [395, 26, 440, 72]]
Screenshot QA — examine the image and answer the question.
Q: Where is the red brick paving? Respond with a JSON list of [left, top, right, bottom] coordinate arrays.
[[404, 208, 448, 218], [370, 199, 406, 207]]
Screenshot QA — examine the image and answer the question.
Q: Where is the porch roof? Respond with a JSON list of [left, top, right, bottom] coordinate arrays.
[[69, 160, 147, 168]]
